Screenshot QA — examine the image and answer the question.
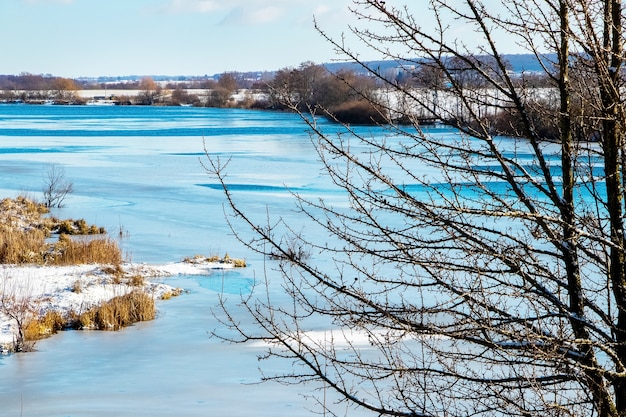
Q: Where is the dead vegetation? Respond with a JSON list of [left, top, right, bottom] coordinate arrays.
[[3, 262, 183, 351], [72, 291, 156, 331], [21, 290, 158, 342], [0, 196, 120, 266], [0, 196, 160, 352], [49, 234, 122, 266], [0, 196, 229, 354], [23, 311, 65, 342], [159, 288, 184, 300], [183, 253, 247, 268]]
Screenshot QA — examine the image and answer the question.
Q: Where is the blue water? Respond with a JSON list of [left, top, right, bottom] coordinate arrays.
[[0, 105, 343, 263], [0, 104, 601, 416], [0, 105, 388, 417]]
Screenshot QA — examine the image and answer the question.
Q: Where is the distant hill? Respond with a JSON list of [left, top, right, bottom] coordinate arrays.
[[324, 54, 556, 75], [81, 54, 555, 83], [0, 54, 555, 88]]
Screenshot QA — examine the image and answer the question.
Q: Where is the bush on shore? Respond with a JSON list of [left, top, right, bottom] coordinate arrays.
[[327, 100, 388, 125]]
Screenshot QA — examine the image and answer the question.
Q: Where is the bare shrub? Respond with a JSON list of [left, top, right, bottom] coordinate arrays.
[[269, 233, 311, 262], [206, 0, 626, 413], [0, 273, 37, 352], [42, 163, 73, 208], [327, 100, 388, 125]]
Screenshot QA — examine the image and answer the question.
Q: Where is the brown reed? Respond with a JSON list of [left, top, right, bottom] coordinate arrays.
[[76, 291, 156, 331], [49, 234, 122, 266]]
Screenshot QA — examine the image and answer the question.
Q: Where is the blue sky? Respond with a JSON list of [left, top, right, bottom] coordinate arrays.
[[2, 0, 365, 78], [3, 0, 525, 79]]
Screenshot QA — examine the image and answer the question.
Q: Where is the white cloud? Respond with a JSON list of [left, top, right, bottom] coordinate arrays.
[[313, 5, 332, 16], [161, 0, 220, 14], [220, 5, 286, 25], [160, 0, 345, 26]]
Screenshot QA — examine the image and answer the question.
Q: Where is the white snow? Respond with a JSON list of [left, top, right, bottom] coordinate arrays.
[[0, 260, 235, 351]]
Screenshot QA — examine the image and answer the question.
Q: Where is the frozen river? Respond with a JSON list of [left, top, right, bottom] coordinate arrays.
[[0, 104, 396, 416]]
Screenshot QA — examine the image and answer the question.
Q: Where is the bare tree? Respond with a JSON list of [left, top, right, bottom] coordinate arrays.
[[0, 272, 36, 352], [136, 76, 161, 105], [52, 77, 79, 103], [42, 163, 73, 208], [207, 0, 626, 415]]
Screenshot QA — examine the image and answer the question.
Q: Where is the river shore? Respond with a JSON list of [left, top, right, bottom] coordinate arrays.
[[0, 259, 237, 353]]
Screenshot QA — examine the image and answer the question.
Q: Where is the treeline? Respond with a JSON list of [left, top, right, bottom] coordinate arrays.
[[0, 74, 82, 104], [0, 60, 571, 131], [0, 72, 267, 91], [0, 74, 79, 91], [0, 64, 387, 124], [257, 62, 386, 124]]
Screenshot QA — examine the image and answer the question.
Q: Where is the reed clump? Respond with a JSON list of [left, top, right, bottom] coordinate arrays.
[[0, 197, 121, 266], [75, 291, 156, 331], [0, 226, 47, 264], [50, 234, 122, 266], [22, 290, 156, 341], [23, 310, 65, 341], [54, 218, 106, 235], [0, 196, 51, 229], [160, 288, 184, 300]]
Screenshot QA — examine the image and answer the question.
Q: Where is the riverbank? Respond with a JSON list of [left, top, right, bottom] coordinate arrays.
[[0, 259, 239, 353]]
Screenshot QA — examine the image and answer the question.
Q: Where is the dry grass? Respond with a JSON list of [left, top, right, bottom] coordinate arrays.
[[102, 264, 125, 283], [0, 197, 120, 266], [0, 226, 47, 264], [75, 291, 156, 331], [0, 196, 51, 229], [183, 253, 247, 268], [23, 310, 65, 341], [127, 274, 145, 287], [231, 258, 247, 268], [22, 290, 157, 341], [0, 197, 177, 350], [160, 288, 184, 300], [49, 234, 122, 266], [54, 218, 105, 235]]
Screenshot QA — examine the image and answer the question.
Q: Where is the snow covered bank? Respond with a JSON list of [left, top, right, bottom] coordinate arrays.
[[0, 260, 236, 353]]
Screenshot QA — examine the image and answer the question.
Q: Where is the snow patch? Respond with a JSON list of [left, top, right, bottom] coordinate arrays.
[[0, 260, 234, 350]]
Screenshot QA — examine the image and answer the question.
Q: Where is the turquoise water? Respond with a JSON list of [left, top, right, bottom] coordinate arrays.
[[0, 104, 595, 416], [0, 105, 344, 263], [0, 105, 383, 417]]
